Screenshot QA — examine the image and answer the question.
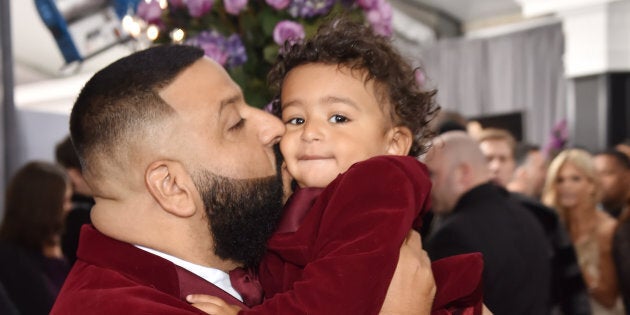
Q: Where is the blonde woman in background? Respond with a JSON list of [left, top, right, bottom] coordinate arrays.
[[543, 148, 624, 314]]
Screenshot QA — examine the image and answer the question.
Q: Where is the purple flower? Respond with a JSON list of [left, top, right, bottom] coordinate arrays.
[[225, 34, 247, 67], [137, 0, 163, 23], [188, 31, 228, 65], [266, 0, 290, 10], [168, 0, 186, 8], [552, 120, 569, 145], [365, 0, 393, 36], [357, 0, 378, 10], [543, 119, 569, 157], [224, 0, 248, 15], [201, 43, 229, 65], [187, 0, 213, 18], [287, 0, 335, 18], [187, 31, 246, 68], [273, 21, 305, 46], [264, 102, 274, 113], [414, 69, 426, 88]]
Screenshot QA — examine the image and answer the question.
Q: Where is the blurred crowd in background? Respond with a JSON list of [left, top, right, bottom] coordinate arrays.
[[0, 108, 629, 314]]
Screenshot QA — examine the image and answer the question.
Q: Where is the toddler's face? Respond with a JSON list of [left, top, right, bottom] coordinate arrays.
[[279, 63, 397, 188]]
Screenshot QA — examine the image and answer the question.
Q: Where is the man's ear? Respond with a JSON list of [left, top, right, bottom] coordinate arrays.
[[386, 126, 413, 156], [145, 160, 196, 218], [456, 162, 472, 187]]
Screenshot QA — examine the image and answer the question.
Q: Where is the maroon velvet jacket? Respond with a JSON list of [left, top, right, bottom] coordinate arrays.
[[247, 156, 483, 314], [51, 225, 248, 314]]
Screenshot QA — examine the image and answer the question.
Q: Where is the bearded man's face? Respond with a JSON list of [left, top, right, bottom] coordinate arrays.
[[193, 170, 283, 269]]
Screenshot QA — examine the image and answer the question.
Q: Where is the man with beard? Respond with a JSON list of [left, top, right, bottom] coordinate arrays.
[[593, 149, 630, 218], [51, 45, 434, 314]]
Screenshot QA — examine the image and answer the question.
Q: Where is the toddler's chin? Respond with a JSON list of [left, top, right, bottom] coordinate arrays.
[[297, 175, 336, 189]]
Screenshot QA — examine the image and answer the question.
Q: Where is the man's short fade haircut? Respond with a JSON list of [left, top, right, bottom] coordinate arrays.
[[70, 44, 205, 175], [268, 17, 438, 157]]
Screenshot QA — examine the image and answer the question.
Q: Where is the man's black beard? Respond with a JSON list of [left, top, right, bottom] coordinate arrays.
[[193, 171, 283, 269]]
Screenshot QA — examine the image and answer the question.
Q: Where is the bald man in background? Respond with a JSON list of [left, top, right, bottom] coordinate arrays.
[[423, 131, 552, 315]]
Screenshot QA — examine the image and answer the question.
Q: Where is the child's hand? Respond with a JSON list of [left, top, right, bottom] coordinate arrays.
[[186, 294, 241, 315]]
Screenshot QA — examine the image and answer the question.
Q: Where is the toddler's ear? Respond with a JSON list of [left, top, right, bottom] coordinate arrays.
[[386, 126, 413, 156]]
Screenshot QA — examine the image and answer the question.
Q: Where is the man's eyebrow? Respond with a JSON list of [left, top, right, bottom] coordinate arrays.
[[219, 94, 242, 115]]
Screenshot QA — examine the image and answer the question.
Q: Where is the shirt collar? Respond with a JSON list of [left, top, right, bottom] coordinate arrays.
[[135, 245, 242, 302]]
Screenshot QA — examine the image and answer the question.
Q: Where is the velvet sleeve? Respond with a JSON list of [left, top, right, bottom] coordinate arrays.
[[243, 156, 432, 315]]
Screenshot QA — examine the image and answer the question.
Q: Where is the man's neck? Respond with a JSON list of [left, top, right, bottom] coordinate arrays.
[[506, 181, 530, 197]]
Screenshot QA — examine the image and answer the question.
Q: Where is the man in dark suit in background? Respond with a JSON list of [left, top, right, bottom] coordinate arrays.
[[55, 135, 94, 266], [423, 131, 552, 315]]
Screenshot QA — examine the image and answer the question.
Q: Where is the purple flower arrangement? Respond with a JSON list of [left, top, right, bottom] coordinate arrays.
[[136, 0, 393, 107], [543, 119, 569, 159]]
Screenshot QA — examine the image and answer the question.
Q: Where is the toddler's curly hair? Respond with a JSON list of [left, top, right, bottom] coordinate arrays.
[[268, 17, 439, 157]]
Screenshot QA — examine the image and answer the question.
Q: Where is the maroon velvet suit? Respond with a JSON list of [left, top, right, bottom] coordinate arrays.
[[51, 225, 248, 314], [247, 156, 483, 315]]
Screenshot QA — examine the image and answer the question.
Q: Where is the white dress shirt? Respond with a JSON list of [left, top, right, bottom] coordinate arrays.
[[135, 245, 243, 302]]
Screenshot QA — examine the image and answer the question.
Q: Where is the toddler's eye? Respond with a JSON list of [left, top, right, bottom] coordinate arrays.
[[286, 117, 305, 125], [329, 114, 349, 123]]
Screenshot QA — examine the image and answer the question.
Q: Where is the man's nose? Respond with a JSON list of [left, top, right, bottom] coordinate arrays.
[[488, 159, 500, 170], [255, 108, 285, 146]]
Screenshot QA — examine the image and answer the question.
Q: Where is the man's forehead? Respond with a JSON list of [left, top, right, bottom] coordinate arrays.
[[596, 155, 626, 170], [482, 139, 510, 149], [159, 58, 239, 112], [482, 141, 513, 159]]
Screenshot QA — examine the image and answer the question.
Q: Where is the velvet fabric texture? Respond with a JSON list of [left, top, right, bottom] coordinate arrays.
[[51, 225, 248, 314], [251, 156, 483, 314]]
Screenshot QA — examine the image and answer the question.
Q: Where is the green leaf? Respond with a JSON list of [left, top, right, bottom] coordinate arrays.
[[260, 8, 282, 37], [263, 45, 279, 64]]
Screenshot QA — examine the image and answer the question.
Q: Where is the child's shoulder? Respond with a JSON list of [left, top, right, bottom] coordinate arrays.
[[348, 155, 429, 176], [358, 155, 425, 167]]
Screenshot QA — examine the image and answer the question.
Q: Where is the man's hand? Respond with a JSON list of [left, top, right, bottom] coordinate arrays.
[[187, 295, 241, 315], [379, 230, 436, 315]]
